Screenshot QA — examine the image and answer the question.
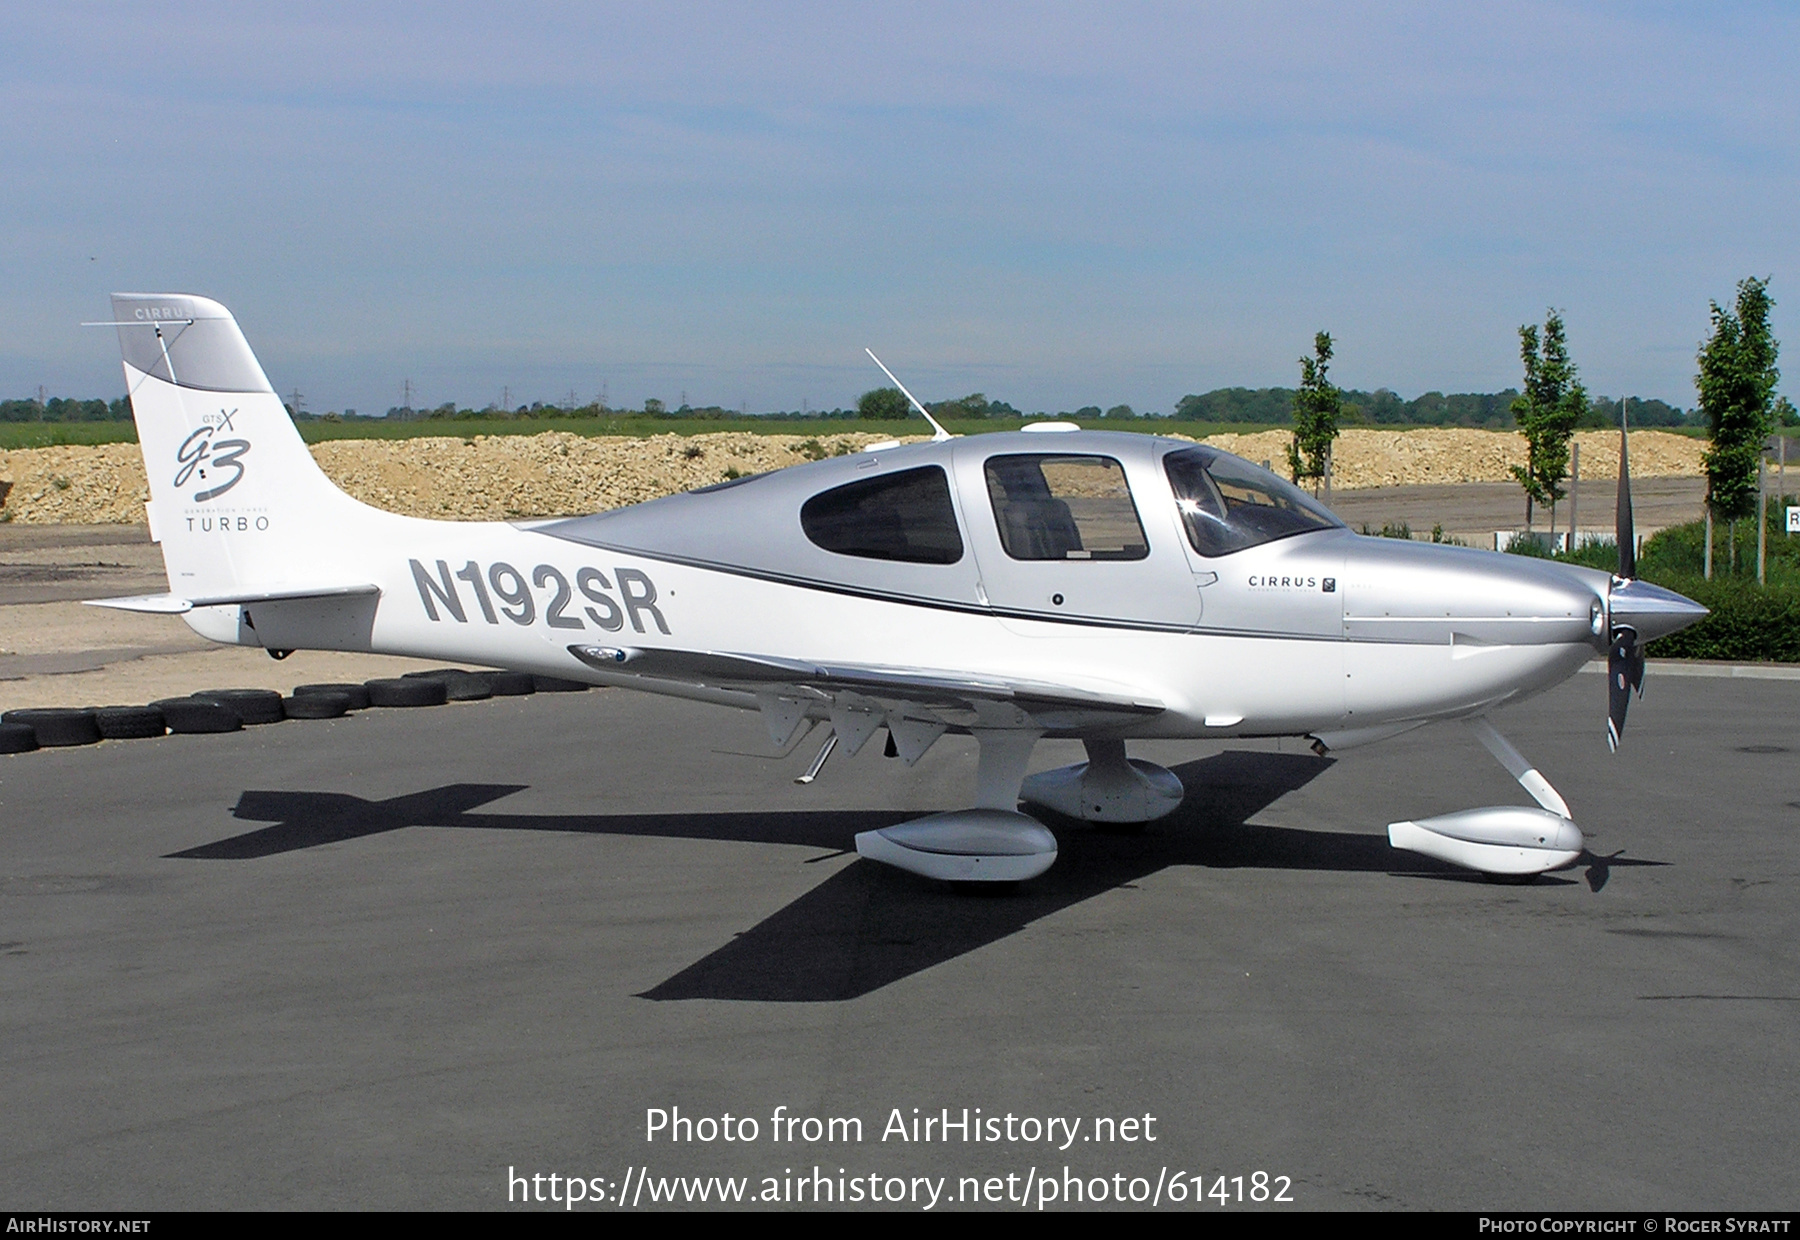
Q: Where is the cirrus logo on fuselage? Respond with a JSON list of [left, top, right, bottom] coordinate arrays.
[[1246, 574, 1337, 592], [174, 409, 250, 502]]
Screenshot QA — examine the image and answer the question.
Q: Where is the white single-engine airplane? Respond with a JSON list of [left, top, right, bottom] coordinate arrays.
[[90, 294, 1707, 884]]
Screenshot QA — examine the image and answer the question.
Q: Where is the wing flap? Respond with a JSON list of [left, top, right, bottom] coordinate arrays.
[[568, 643, 1164, 718]]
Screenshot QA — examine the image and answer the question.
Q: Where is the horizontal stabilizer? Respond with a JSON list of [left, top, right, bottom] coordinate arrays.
[[85, 584, 381, 615]]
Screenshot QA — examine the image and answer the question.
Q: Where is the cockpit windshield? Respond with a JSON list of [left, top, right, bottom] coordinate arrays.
[[1163, 445, 1343, 557]]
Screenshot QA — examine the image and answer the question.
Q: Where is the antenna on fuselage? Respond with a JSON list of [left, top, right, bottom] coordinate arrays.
[[864, 349, 952, 442]]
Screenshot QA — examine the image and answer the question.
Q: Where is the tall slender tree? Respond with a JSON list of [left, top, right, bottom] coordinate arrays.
[[1287, 331, 1341, 493], [1696, 277, 1779, 578], [1509, 310, 1586, 536]]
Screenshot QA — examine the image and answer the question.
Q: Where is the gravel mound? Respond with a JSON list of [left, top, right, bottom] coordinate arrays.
[[1193, 427, 1705, 491], [0, 427, 1706, 525], [306, 431, 901, 520]]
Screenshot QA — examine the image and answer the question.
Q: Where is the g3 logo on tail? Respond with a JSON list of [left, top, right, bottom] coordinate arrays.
[[175, 409, 250, 502]]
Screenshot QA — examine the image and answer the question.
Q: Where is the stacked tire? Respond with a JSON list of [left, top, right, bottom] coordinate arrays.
[[365, 678, 447, 707], [96, 706, 166, 739], [192, 689, 286, 725], [2, 708, 102, 747], [0, 664, 589, 757], [293, 683, 373, 710], [400, 668, 542, 699], [151, 698, 242, 734], [282, 690, 354, 719]]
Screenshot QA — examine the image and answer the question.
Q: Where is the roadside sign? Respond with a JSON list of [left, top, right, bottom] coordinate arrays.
[[1788, 506, 1800, 533]]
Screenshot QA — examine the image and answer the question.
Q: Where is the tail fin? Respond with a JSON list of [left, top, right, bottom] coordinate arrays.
[[110, 294, 365, 603]]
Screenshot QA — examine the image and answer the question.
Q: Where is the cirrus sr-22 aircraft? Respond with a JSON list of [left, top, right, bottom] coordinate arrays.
[[88, 294, 1706, 885]]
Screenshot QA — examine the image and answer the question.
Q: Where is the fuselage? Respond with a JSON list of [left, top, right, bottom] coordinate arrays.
[[187, 428, 1614, 743]]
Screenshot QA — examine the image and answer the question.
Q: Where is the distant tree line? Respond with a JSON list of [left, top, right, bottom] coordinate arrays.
[[854, 389, 1028, 420], [372, 399, 752, 422], [1172, 386, 1699, 428], [0, 396, 131, 422], [14, 384, 1783, 431]]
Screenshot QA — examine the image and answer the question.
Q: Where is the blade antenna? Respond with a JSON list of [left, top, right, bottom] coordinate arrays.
[[1616, 396, 1635, 580], [864, 349, 952, 442]]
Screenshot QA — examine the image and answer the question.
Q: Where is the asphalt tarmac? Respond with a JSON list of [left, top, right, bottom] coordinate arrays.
[[2, 670, 1795, 1211], [0, 524, 441, 712], [1324, 476, 1709, 544]]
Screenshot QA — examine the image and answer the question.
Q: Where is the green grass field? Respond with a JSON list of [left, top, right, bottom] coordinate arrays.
[[0, 423, 142, 449]]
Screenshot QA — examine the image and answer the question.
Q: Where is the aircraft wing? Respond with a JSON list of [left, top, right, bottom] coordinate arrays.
[[568, 642, 1164, 742]]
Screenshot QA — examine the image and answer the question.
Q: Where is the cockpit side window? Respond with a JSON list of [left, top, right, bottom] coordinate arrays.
[[800, 465, 964, 564], [1164, 445, 1343, 557], [983, 454, 1148, 561]]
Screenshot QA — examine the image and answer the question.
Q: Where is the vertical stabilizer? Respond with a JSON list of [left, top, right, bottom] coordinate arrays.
[[111, 294, 363, 601]]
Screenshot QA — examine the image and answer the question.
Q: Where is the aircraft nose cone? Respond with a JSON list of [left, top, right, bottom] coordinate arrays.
[[1609, 578, 1709, 643]]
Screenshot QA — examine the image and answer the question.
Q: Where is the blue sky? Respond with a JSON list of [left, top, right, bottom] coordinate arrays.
[[2, 2, 1794, 414]]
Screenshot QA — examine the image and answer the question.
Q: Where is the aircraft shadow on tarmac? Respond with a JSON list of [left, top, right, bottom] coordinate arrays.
[[175, 750, 1656, 1003]]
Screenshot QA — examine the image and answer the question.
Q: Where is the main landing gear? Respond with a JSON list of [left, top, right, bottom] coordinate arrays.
[[853, 734, 1185, 883]]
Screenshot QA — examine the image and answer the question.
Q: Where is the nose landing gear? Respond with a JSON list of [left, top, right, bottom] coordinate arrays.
[[1386, 717, 1584, 878]]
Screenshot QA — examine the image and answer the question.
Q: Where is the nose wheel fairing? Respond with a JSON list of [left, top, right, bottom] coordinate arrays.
[[1388, 808, 1584, 876], [1386, 716, 1584, 877]]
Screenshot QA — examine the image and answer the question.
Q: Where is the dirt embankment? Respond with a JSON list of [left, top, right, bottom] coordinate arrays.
[[0, 427, 1707, 525], [1193, 428, 1705, 490]]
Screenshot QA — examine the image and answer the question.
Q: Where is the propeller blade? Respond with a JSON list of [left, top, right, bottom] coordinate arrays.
[[1616, 399, 1635, 580], [1606, 626, 1645, 753]]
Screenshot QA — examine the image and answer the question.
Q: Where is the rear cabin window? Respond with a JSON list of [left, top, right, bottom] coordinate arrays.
[[983, 454, 1149, 561], [800, 466, 964, 564]]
